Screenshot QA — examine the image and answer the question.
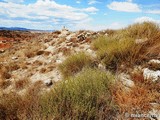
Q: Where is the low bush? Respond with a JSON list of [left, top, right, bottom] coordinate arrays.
[[58, 52, 93, 78]]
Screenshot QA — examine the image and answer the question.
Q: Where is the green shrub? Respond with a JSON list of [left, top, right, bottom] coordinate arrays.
[[40, 68, 118, 119], [59, 52, 93, 78]]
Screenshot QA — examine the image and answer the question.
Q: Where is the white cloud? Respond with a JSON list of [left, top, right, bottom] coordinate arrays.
[[0, 0, 99, 21], [3, 0, 24, 3], [74, 20, 127, 31], [134, 16, 160, 24], [88, 0, 101, 5], [0, 18, 54, 30], [76, 1, 81, 4], [107, 1, 141, 12], [127, 0, 132, 2], [0, 1, 88, 20], [82, 7, 99, 12], [146, 10, 160, 14], [0, 0, 101, 30], [0, 0, 100, 30]]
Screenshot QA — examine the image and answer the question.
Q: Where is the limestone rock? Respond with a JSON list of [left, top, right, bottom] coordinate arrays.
[[118, 73, 135, 88], [143, 68, 160, 82]]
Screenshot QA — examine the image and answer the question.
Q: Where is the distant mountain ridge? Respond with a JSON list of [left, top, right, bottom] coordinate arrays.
[[0, 27, 53, 32]]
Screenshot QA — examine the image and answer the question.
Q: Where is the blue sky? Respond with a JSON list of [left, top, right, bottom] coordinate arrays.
[[0, 0, 160, 30]]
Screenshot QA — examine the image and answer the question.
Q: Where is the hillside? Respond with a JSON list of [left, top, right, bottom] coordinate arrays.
[[0, 22, 160, 120]]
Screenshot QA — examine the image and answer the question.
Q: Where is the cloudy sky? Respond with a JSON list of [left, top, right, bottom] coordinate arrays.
[[0, 0, 160, 30]]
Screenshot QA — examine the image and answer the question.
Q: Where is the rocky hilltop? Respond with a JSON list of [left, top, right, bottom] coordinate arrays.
[[0, 22, 160, 119]]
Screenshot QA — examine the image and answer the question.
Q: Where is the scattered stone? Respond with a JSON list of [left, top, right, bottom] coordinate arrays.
[[44, 79, 53, 87], [98, 63, 106, 71], [118, 73, 135, 88], [11, 56, 18, 60], [143, 68, 160, 82], [0, 49, 5, 53], [56, 59, 62, 64]]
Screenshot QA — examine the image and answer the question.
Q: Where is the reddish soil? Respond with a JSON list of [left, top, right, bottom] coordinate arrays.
[[0, 30, 41, 49], [0, 43, 11, 49]]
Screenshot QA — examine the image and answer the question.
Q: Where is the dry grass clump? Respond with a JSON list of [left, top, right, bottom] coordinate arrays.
[[57, 47, 71, 56], [1, 71, 11, 80], [40, 68, 118, 119], [9, 63, 20, 71], [33, 60, 43, 66], [15, 79, 30, 90], [113, 71, 160, 118], [53, 30, 61, 34], [126, 22, 159, 39], [36, 50, 44, 55], [92, 36, 143, 70], [72, 43, 79, 47], [25, 51, 35, 58], [0, 66, 12, 80], [59, 52, 94, 78], [0, 82, 42, 119], [40, 67, 47, 73], [104, 29, 116, 36], [0, 79, 11, 89], [113, 85, 155, 117], [23, 44, 42, 58], [0, 92, 22, 120]]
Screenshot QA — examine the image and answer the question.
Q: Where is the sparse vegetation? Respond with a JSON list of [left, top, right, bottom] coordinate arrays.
[[0, 68, 118, 119], [0, 22, 159, 119]]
